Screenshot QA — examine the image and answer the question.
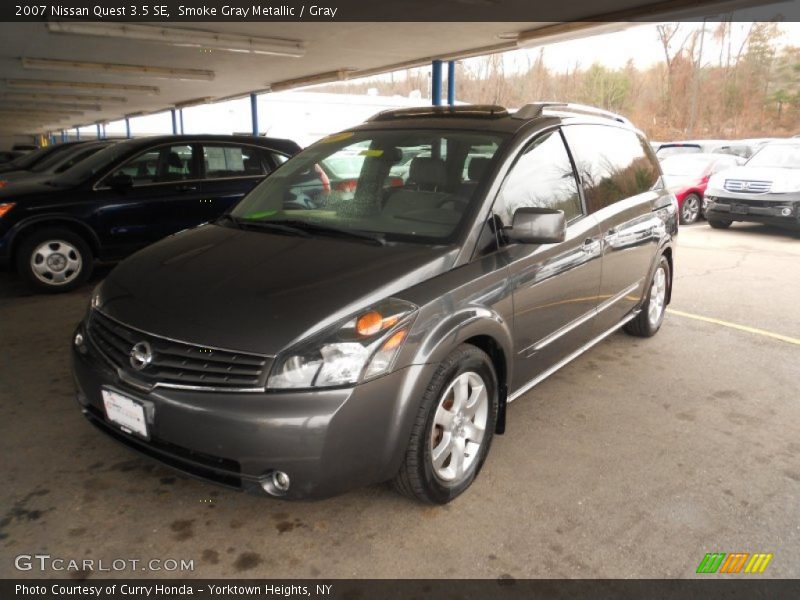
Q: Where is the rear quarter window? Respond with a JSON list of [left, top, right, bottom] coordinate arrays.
[[563, 124, 660, 213]]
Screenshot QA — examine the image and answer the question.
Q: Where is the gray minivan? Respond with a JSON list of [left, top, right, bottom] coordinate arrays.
[[72, 103, 678, 503]]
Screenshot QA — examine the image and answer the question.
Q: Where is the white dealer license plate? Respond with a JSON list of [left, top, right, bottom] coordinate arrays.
[[102, 389, 149, 439]]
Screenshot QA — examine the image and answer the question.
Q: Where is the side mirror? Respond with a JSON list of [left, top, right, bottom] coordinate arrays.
[[107, 173, 133, 191], [505, 207, 566, 244]]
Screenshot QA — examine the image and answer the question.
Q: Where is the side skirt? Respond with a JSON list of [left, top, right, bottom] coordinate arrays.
[[507, 310, 639, 403]]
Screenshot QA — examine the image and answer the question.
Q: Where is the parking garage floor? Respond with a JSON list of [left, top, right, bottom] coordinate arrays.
[[1, 223, 798, 579]]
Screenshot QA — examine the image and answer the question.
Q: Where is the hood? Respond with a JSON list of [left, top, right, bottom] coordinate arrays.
[[0, 178, 60, 201], [663, 174, 703, 192], [708, 166, 785, 185], [98, 224, 458, 355], [0, 171, 51, 186]]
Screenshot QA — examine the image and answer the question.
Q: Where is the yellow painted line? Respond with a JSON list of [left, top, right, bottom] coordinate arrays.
[[667, 309, 800, 347]]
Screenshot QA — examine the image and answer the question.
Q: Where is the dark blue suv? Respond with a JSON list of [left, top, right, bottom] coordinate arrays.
[[0, 135, 300, 292]]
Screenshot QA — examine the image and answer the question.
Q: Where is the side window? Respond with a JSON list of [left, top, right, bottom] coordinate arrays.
[[271, 153, 289, 166], [562, 125, 660, 214], [202, 145, 267, 179], [109, 145, 197, 186], [493, 130, 582, 227]]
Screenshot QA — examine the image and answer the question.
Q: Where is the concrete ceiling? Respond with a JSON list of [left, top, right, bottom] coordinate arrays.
[[0, 0, 781, 135]]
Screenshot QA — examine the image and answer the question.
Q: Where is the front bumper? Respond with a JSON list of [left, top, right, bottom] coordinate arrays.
[[71, 323, 433, 499], [705, 190, 800, 229]]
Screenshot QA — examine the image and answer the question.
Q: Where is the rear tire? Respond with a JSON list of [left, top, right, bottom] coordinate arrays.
[[679, 193, 701, 225], [393, 344, 498, 504], [708, 219, 732, 229], [16, 228, 93, 293], [624, 255, 670, 338]]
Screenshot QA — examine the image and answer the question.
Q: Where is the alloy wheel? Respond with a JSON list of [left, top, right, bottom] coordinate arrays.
[[682, 196, 700, 224], [430, 371, 489, 484], [648, 266, 667, 328]]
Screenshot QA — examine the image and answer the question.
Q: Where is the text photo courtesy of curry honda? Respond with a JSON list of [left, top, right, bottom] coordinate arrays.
[[1, 0, 799, 595]]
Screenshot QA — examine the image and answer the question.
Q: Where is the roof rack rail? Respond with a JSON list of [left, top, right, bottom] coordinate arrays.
[[368, 104, 509, 121], [513, 102, 631, 126]]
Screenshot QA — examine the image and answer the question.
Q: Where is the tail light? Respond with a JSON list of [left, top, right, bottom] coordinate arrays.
[[387, 176, 404, 188]]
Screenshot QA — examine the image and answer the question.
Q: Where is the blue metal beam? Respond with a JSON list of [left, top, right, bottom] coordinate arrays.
[[171, 109, 178, 135], [179, 109, 185, 135], [125, 117, 131, 139], [102, 123, 106, 139], [447, 61, 456, 106], [96, 123, 101, 139], [250, 93, 259, 136], [75, 128, 80, 141], [432, 60, 443, 106], [61, 130, 66, 143]]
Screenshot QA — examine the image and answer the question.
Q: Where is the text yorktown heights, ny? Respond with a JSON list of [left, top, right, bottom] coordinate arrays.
[[15, 584, 335, 597]]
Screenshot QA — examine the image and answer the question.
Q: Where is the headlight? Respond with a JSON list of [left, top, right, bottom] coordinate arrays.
[[706, 174, 725, 191], [267, 298, 417, 389], [90, 284, 102, 309], [0, 202, 15, 218], [769, 176, 800, 194]]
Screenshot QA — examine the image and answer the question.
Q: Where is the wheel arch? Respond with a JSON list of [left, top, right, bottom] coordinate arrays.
[[409, 307, 513, 435], [10, 216, 100, 266], [661, 245, 674, 305]]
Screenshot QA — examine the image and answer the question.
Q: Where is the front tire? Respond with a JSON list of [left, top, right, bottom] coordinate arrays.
[[16, 228, 93, 293], [680, 193, 701, 225], [708, 218, 732, 229], [393, 344, 498, 504], [624, 255, 670, 338]]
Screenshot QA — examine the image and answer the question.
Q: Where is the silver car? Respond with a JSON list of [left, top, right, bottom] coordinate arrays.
[[704, 140, 800, 230]]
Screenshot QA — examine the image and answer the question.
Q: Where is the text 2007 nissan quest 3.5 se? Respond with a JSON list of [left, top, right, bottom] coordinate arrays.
[[72, 103, 678, 503]]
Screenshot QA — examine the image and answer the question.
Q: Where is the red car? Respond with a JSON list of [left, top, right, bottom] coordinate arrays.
[[660, 153, 740, 224]]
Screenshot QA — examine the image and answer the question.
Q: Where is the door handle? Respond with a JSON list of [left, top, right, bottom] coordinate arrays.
[[604, 228, 619, 244], [176, 184, 198, 192], [581, 238, 601, 254]]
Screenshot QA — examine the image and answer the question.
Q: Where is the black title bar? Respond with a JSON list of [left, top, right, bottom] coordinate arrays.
[[2, 0, 799, 22], [4, 579, 800, 600]]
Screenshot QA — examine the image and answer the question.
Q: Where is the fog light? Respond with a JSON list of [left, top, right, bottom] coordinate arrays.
[[273, 471, 290, 491], [260, 470, 291, 496], [781, 207, 792, 217], [74, 331, 87, 354]]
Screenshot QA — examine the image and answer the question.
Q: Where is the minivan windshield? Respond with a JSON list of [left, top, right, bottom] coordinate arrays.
[[745, 143, 800, 169], [229, 129, 505, 244]]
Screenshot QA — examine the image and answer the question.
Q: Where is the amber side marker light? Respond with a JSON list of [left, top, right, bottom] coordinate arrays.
[[381, 329, 408, 351], [0, 202, 15, 217]]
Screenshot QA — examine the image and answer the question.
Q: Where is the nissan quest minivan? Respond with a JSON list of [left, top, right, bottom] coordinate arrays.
[[71, 103, 678, 503]]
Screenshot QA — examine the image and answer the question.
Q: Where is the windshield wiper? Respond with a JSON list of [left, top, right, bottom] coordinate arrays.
[[269, 219, 385, 245], [218, 215, 312, 238], [218, 215, 384, 245]]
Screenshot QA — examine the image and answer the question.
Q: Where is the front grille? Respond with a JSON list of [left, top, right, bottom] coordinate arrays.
[[87, 310, 269, 390], [724, 179, 772, 193]]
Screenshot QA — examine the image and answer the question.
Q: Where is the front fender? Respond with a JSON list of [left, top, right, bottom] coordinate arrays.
[[414, 306, 514, 380]]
